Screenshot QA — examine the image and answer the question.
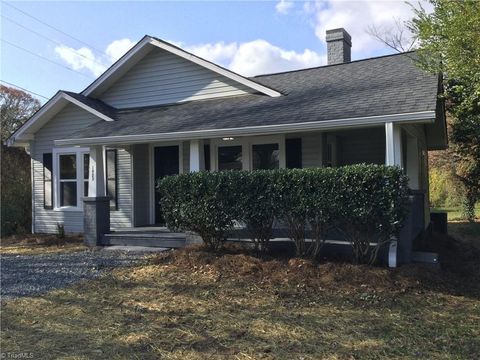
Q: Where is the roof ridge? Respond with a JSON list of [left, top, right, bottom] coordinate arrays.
[[253, 51, 416, 78]]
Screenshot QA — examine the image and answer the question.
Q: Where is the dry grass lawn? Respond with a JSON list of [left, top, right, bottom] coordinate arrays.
[[0, 234, 85, 255], [2, 232, 480, 360]]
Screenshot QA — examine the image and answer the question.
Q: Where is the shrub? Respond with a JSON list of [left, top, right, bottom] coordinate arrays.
[[158, 165, 409, 264], [275, 169, 309, 257], [158, 171, 239, 251], [303, 167, 340, 259], [235, 170, 280, 254], [336, 165, 410, 264]]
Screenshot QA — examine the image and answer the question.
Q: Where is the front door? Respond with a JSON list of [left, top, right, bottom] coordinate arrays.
[[154, 145, 179, 224]]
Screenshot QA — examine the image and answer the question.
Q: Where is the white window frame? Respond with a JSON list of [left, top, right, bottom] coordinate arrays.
[[53, 147, 89, 211]]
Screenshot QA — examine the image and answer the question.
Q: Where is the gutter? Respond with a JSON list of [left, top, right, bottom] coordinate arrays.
[[55, 110, 436, 147]]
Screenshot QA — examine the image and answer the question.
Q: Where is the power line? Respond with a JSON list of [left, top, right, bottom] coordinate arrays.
[[1, 38, 94, 79], [3, 1, 106, 56], [1, 14, 108, 69], [0, 80, 50, 100]]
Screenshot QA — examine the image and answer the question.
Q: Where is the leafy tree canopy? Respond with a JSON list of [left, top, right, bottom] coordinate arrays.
[[409, 0, 480, 108], [0, 85, 41, 143], [408, 0, 480, 221]]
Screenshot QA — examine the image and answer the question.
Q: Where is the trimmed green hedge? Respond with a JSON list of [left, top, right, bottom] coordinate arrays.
[[157, 164, 409, 263]]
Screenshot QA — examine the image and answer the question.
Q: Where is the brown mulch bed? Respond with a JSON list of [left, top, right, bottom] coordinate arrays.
[[152, 231, 480, 299]]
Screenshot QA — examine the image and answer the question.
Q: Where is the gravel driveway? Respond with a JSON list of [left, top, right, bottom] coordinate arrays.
[[1, 249, 156, 300]]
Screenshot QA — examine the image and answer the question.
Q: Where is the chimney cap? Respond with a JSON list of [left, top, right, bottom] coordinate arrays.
[[326, 28, 352, 46]]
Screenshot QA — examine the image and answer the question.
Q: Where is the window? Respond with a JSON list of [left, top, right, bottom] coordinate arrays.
[[53, 148, 89, 210], [285, 138, 302, 169], [43, 153, 53, 209], [105, 149, 118, 210], [59, 154, 78, 207], [252, 144, 279, 170], [218, 145, 242, 171]]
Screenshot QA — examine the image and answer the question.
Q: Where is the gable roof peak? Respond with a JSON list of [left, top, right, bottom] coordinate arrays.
[[81, 35, 282, 98]]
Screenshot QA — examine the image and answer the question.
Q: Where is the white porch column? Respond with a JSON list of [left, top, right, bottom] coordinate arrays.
[[385, 122, 403, 167], [189, 139, 205, 172], [385, 122, 403, 268], [88, 145, 106, 196]]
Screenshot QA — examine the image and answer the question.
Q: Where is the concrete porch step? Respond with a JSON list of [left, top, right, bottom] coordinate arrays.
[[102, 230, 186, 248]]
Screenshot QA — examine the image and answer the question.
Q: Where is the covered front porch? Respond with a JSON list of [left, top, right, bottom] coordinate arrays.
[[79, 121, 428, 260]]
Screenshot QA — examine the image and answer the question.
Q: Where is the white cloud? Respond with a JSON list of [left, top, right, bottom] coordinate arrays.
[[276, 0, 294, 14], [183, 39, 325, 76], [305, 0, 433, 56], [56, 36, 325, 78], [105, 38, 136, 62], [185, 41, 239, 64], [54, 46, 106, 77], [228, 40, 325, 76], [54, 38, 135, 77]]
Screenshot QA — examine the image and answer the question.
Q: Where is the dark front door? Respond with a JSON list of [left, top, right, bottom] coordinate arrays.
[[154, 145, 179, 224]]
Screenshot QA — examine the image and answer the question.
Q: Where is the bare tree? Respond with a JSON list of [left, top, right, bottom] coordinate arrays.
[[367, 18, 418, 53]]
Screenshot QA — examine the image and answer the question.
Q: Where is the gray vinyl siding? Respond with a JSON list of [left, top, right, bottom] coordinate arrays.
[[132, 144, 150, 226], [110, 148, 133, 228], [299, 132, 323, 168], [32, 104, 133, 234], [99, 48, 252, 108], [337, 127, 385, 166]]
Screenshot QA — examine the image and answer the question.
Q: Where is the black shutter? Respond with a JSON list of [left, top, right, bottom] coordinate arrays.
[[43, 153, 53, 209], [204, 144, 211, 171], [105, 149, 118, 210], [286, 138, 302, 169]]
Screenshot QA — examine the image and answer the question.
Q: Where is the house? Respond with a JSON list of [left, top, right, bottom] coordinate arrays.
[[7, 28, 447, 266]]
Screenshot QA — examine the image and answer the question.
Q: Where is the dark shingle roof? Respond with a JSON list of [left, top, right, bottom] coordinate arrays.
[[61, 91, 118, 120], [63, 52, 439, 140]]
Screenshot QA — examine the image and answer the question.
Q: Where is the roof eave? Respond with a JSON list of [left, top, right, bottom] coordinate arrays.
[[54, 110, 436, 147], [7, 92, 115, 147]]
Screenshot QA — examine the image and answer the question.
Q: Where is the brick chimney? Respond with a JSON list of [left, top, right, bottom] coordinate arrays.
[[326, 28, 352, 65]]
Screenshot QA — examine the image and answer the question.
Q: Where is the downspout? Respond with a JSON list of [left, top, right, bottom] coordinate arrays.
[[388, 240, 397, 268]]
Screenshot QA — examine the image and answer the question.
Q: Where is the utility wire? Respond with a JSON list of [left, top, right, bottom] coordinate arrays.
[[1, 14, 108, 69], [0, 80, 50, 100], [3, 1, 106, 56], [2, 38, 94, 79]]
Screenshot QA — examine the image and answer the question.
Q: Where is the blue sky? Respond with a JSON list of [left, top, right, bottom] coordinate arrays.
[[1, 1, 424, 103]]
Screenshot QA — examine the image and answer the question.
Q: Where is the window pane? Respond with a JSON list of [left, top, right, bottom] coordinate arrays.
[[252, 144, 279, 170], [218, 146, 242, 171], [60, 154, 77, 179], [83, 154, 90, 180], [60, 182, 77, 206], [84, 181, 89, 197]]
